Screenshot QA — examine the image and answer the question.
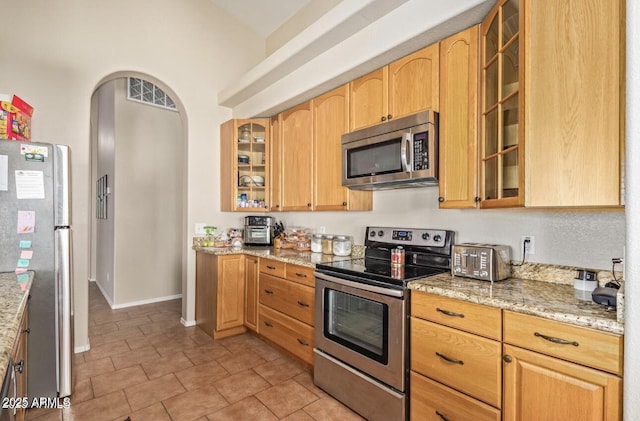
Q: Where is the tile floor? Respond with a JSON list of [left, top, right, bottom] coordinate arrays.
[[26, 282, 362, 421]]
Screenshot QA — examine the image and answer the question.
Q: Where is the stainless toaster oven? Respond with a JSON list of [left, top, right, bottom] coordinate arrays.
[[452, 243, 511, 281]]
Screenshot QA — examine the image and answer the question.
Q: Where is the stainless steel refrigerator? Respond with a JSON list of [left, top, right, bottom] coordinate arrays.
[[0, 140, 73, 398]]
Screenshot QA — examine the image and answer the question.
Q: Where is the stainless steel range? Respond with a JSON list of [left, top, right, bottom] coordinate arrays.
[[314, 226, 454, 421]]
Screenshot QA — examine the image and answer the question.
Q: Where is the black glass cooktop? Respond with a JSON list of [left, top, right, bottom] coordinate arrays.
[[316, 257, 447, 287]]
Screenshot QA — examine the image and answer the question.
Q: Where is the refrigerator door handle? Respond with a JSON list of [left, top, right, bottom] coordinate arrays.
[[54, 145, 72, 227], [55, 227, 73, 398]]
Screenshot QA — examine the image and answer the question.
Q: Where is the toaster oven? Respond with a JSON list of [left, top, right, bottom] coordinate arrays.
[[452, 243, 511, 281]]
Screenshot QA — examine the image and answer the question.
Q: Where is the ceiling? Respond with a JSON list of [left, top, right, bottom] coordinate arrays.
[[209, 0, 311, 37]]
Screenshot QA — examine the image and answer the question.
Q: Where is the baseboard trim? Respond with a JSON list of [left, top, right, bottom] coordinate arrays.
[[94, 281, 114, 307], [75, 343, 90, 353], [111, 294, 182, 309], [181, 318, 197, 327]]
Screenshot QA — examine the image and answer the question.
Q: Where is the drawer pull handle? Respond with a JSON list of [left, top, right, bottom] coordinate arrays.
[[435, 352, 464, 365], [295, 272, 307, 278], [436, 308, 465, 318], [435, 410, 450, 421], [264, 321, 274, 327], [534, 332, 579, 347], [297, 338, 309, 346], [264, 289, 274, 295], [266, 265, 276, 270], [297, 301, 310, 307]]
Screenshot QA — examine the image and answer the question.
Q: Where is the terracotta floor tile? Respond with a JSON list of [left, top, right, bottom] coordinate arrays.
[[207, 396, 278, 421], [174, 360, 230, 391], [183, 343, 232, 365], [70, 377, 94, 404], [89, 326, 145, 347], [214, 369, 271, 403], [91, 365, 148, 397], [83, 339, 131, 361], [141, 351, 193, 379], [114, 402, 171, 421], [217, 349, 267, 374], [110, 346, 160, 370], [249, 339, 286, 362], [125, 332, 168, 350], [62, 390, 130, 421], [148, 311, 181, 323], [92, 311, 131, 326], [152, 336, 199, 357], [255, 379, 319, 418], [139, 319, 184, 335], [302, 397, 366, 420], [115, 315, 154, 329], [162, 383, 229, 421], [281, 410, 315, 421], [89, 322, 119, 337], [25, 407, 62, 420], [218, 333, 266, 353], [124, 373, 186, 412], [254, 357, 304, 385], [74, 357, 115, 383], [292, 372, 328, 399]]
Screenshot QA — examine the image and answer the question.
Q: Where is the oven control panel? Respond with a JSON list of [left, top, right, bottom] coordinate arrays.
[[366, 226, 448, 248]]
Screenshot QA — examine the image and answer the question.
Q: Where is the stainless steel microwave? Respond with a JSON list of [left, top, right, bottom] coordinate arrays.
[[342, 110, 438, 190]]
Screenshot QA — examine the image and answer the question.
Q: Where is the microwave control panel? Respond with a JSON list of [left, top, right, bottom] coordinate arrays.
[[412, 131, 429, 170]]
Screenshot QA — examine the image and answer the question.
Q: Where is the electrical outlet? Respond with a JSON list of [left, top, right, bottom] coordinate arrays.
[[521, 236, 535, 256], [195, 223, 206, 235]]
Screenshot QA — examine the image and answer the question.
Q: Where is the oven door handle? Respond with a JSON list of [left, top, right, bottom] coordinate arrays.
[[314, 272, 405, 298]]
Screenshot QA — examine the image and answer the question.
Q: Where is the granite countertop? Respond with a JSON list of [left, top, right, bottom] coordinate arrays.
[[193, 245, 360, 268], [0, 271, 33, 381], [409, 273, 623, 335]]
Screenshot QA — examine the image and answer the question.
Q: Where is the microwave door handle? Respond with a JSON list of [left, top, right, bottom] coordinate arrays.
[[401, 132, 413, 172]]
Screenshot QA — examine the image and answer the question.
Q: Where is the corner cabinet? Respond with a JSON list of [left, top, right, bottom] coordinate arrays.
[[438, 25, 480, 208], [195, 252, 246, 339], [220, 119, 270, 211], [479, 0, 624, 208], [350, 43, 439, 131]]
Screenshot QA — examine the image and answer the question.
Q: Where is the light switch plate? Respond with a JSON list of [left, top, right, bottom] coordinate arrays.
[[195, 223, 206, 235]]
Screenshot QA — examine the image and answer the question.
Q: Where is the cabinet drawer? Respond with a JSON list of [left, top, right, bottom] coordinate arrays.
[[411, 318, 501, 407], [259, 259, 286, 277], [259, 304, 314, 365], [285, 264, 315, 287], [410, 371, 501, 421], [411, 291, 502, 340], [259, 274, 315, 325], [503, 311, 623, 375]]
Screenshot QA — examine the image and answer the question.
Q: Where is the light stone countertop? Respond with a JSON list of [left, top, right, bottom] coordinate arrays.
[[409, 273, 623, 335], [0, 272, 32, 382]]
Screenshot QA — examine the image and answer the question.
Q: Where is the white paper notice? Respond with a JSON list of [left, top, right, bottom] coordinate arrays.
[[0, 155, 7, 191], [15, 170, 45, 199]]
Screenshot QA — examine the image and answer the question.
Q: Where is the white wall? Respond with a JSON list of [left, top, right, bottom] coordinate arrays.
[[0, 0, 265, 350]]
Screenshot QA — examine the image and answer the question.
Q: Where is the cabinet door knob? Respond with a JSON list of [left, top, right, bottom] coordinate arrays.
[[307, 203, 312, 207], [387, 114, 393, 120], [438, 196, 445, 203], [275, 204, 280, 208], [381, 116, 386, 121], [14, 360, 24, 373], [23, 327, 30, 334], [503, 355, 513, 363], [342, 202, 347, 206], [474, 196, 481, 203]]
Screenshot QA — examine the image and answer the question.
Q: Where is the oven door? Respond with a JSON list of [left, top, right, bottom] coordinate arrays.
[[314, 272, 406, 391]]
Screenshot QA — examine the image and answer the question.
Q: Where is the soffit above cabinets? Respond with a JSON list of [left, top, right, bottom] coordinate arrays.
[[218, 0, 497, 118]]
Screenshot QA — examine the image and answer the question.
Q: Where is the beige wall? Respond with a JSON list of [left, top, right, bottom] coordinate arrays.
[[113, 78, 183, 305], [0, 0, 265, 351]]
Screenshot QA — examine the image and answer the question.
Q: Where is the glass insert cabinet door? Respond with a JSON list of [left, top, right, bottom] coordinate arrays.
[[236, 121, 268, 209], [481, 0, 523, 207]]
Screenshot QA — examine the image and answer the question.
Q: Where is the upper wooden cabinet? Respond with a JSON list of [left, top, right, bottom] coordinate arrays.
[[279, 101, 314, 211], [220, 119, 270, 211], [350, 43, 439, 131], [438, 25, 480, 208], [312, 85, 372, 211], [479, 0, 624, 208], [269, 115, 282, 211]]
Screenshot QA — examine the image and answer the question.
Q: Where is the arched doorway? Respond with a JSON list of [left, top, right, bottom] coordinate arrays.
[[89, 72, 188, 315]]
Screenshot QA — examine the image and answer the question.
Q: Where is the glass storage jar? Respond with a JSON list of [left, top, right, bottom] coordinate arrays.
[[321, 235, 335, 255], [311, 234, 323, 253], [332, 235, 352, 256]]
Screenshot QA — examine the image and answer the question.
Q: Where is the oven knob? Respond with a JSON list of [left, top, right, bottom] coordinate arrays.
[[433, 234, 442, 242], [422, 233, 430, 241], [369, 231, 376, 237], [378, 230, 384, 237]]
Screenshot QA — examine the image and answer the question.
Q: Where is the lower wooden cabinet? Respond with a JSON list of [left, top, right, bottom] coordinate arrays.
[[195, 252, 246, 339], [503, 344, 622, 421], [12, 304, 29, 421], [410, 372, 500, 421], [244, 256, 259, 333], [258, 304, 314, 365]]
